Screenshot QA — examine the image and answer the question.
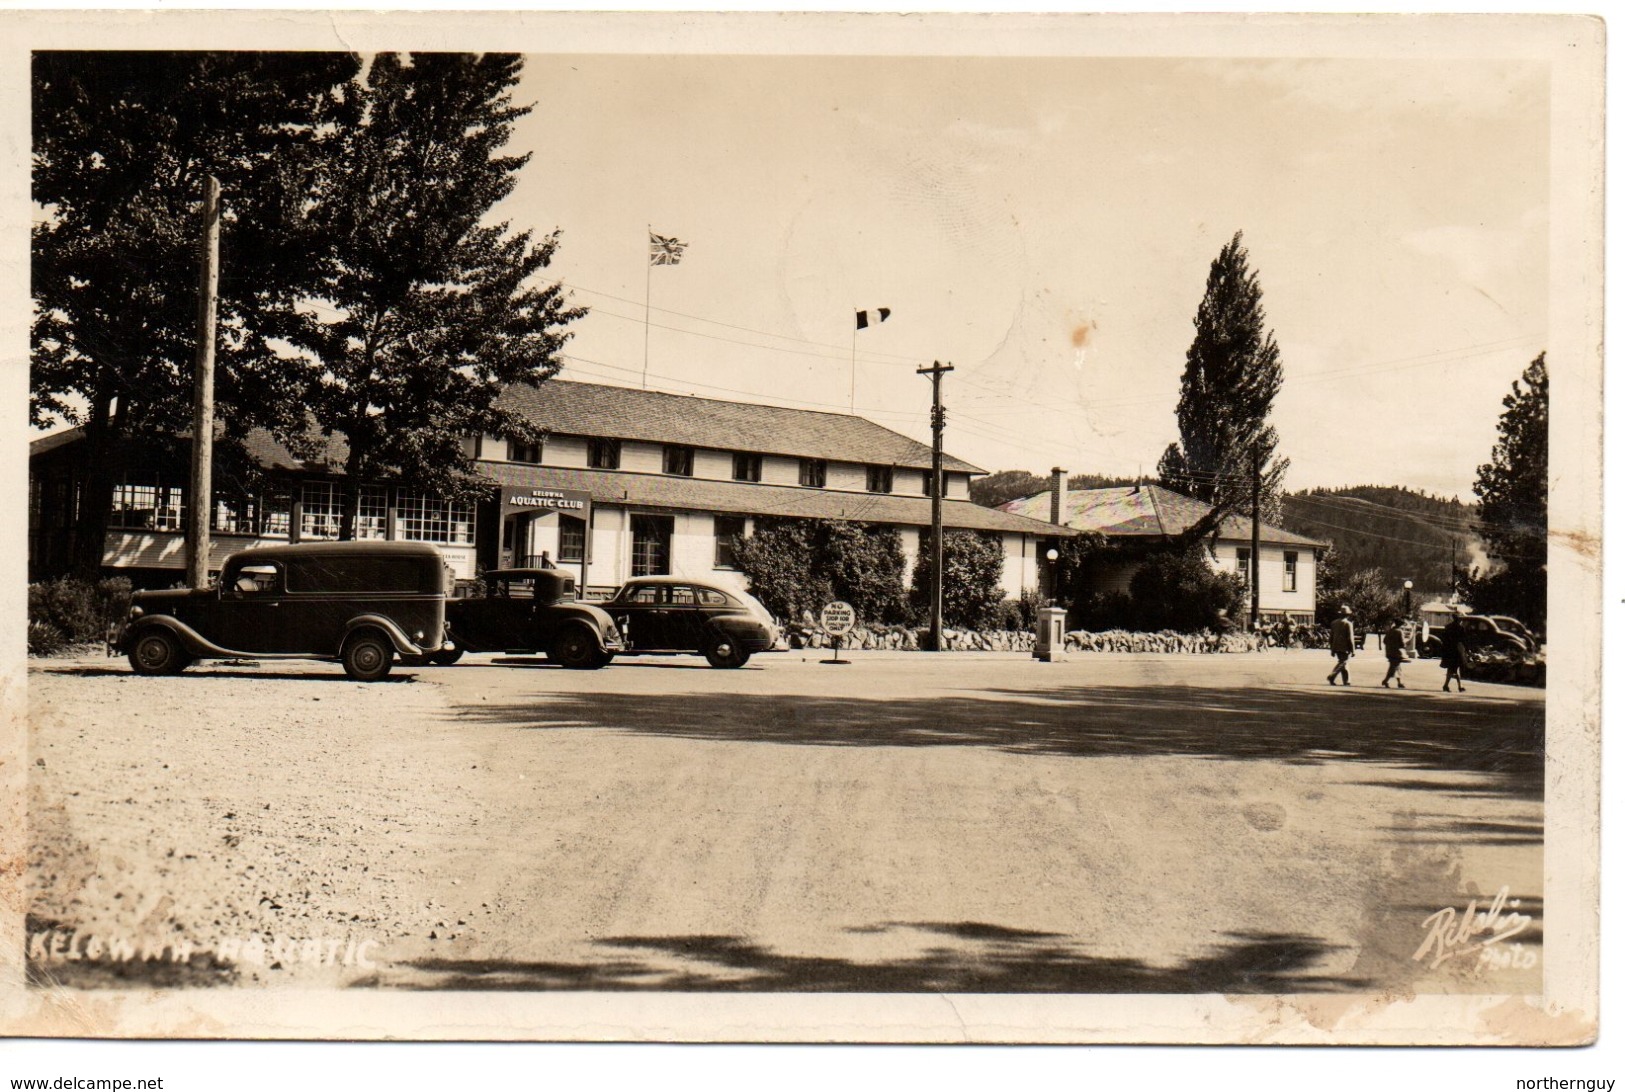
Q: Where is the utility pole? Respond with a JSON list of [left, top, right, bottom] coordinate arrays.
[[186, 176, 222, 589], [1249, 438, 1262, 630], [917, 360, 953, 650]]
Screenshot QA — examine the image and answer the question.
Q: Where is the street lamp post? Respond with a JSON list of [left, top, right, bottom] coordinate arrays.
[[1045, 547, 1059, 607], [1403, 579, 1414, 618]]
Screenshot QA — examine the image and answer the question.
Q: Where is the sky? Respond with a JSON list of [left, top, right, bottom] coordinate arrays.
[[497, 53, 1550, 500]]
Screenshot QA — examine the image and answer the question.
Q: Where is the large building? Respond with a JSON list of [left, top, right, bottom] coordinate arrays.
[[1002, 476, 1327, 623], [29, 380, 1064, 599]]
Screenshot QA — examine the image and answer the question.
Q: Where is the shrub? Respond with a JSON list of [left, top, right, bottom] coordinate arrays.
[[27, 576, 113, 649], [1126, 547, 1246, 632], [732, 518, 908, 626], [27, 620, 68, 656], [910, 530, 1006, 629]]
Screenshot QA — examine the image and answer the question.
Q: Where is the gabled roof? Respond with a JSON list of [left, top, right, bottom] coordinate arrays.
[[482, 461, 1061, 536], [497, 380, 983, 474], [1000, 482, 1327, 548]]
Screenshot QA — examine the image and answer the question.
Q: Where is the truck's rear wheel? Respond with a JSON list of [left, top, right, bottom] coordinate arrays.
[[342, 631, 394, 681]]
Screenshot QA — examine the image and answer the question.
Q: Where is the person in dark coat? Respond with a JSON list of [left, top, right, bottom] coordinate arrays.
[[1327, 604, 1357, 686], [1439, 614, 1468, 692], [1381, 619, 1408, 689]]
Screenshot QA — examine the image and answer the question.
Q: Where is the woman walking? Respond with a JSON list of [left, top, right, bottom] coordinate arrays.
[[1439, 614, 1467, 692]]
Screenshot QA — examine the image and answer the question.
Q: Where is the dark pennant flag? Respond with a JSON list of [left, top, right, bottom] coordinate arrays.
[[855, 307, 892, 330]]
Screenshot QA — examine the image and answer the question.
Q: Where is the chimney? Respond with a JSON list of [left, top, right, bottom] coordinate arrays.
[[1050, 467, 1067, 526]]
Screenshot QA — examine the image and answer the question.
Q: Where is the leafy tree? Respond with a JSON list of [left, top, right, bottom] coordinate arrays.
[[1469, 354, 1548, 628], [1158, 231, 1289, 520], [32, 51, 361, 577], [731, 518, 908, 625], [268, 53, 583, 536], [910, 531, 1006, 629], [1126, 546, 1246, 632], [1321, 567, 1402, 632]]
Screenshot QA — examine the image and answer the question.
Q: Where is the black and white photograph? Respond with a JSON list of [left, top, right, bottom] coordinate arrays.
[[1, 8, 1605, 1066]]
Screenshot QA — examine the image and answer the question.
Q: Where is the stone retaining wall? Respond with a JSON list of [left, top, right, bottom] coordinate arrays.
[[784, 626, 1269, 654]]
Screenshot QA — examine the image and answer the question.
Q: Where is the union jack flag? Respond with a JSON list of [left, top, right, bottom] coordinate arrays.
[[649, 232, 688, 266]]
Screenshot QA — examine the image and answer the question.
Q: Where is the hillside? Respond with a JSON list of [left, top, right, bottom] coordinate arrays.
[[1280, 486, 1480, 595]]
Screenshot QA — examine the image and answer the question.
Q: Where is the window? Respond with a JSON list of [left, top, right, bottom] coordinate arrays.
[[669, 586, 697, 606], [588, 438, 621, 470], [714, 515, 746, 569], [799, 458, 827, 488], [867, 465, 893, 494], [559, 515, 586, 563], [663, 445, 694, 476], [507, 438, 542, 464], [111, 482, 185, 531], [697, 588, 729, 606], [732, 452, 762, 482], [356, 485, 389, 540], [398, 493, 475, 545], [630, 514, 672, 576], [922, 469, 940, 498], [1283, 551, 1299, 592], [1236, 547, 1251, 583], [300, 482, 344, 540]]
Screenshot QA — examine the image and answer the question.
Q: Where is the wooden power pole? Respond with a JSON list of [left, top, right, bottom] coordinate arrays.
[[1249, 438, 1262, 630], [186, 176, 222, 589], [917, 360, 954, 651]]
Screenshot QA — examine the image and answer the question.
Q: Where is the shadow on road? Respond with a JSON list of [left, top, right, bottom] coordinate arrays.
[[457, 684, 1543, 801], [393, 921, 1363, 992]]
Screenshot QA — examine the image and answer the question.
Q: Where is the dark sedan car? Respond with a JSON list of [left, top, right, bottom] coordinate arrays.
[[604, 576, 779, 668], [442, 568, 621, 669], [1420, 613, 1537, 659]]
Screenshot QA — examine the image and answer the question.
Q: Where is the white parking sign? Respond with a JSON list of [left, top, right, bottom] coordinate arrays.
[[819, 601, 856, 636]]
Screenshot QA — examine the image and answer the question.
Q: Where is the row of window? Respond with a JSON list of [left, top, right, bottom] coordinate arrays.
[[1236, 548, 1301, 593], [500, 435, 943, 495], [108, 480, 476, 546]]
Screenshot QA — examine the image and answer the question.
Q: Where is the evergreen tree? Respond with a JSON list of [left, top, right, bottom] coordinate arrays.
[[1471, 354, 1548, 627], [267, 53, 583, 536], [31, 51, 360, 577], [1158, 231, 1289, 520]]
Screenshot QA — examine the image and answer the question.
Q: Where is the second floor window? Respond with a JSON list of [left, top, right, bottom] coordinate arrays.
[[663, 445, 694, 476], [867, 465, 893, 494], [507, 438, 542, 464], [1283, 550, 1298, 592], [588, 438, 621, 470], [923, 469, 940, 498], [799, 458, 827, 488], [733, 452, 762, 482]]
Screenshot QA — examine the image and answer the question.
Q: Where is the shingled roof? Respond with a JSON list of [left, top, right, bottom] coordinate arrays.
[[497, 380, 982, 474], [482, 462, 1059, 536], [1001, 483, 1326, 548]]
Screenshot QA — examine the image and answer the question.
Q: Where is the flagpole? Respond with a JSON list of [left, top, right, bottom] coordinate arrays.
[[850, 316, 858, 413], [642, 225, 652, 390]]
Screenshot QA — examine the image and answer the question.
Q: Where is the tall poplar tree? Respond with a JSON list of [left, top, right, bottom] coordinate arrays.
[[32, 51, 360, 577], [1157, 231, 1289, 520], [1471, 353, 1548, 627], [269, 53, 583, 537]]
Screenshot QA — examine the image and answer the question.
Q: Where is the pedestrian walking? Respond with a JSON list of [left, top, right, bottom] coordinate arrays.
[[1439, 613, 1468, 692], [1381, 618, 1408, 689], [1327, 604, 1356, 686]]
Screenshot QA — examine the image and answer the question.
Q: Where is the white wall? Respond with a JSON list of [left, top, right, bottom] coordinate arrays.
[[1214, 539, 1318, 616]]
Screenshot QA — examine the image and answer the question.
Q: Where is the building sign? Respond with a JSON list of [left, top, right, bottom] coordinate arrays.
[[501, 486, 592, 518]]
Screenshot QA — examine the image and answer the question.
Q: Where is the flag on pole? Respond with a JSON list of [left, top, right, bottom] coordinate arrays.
[[650, 232, 688, 266], [855, 307, 891, 330]]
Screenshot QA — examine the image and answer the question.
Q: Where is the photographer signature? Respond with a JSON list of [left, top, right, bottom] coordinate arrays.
[[1411, 885, 1532, 969]]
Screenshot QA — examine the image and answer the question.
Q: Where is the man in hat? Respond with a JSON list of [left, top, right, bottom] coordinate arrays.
[[1328, 604, 1357, 686]]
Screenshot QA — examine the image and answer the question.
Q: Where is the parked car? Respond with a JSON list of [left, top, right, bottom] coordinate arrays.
[[114, 541, 449, 681], [604, 576, 779, 668], [441, 568, 621, 669], [1420, 613, 1537, 659]]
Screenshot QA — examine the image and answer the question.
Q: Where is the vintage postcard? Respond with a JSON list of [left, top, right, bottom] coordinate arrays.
[[0, 10, 1604, 1049]]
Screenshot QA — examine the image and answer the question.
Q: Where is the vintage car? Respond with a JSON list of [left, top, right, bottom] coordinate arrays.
[[441, 568, 621, 669], [604, 576, 779, 668], [1419, 613, 1537, 659], [115, 541, 449, 682]]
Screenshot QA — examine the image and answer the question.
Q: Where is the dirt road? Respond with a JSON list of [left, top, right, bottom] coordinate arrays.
[[25, 648, 1543, 994]]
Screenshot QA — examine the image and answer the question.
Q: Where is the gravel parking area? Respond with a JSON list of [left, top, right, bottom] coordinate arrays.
[[25, 647, 1543, 994]]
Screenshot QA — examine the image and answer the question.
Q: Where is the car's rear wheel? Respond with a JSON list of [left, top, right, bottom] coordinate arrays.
[[129, 628, 187, 675], [552, 626, 605, 670], [342, 631, 394, 681], [428, 648, 464, 666], [704, 633, 749, 669]]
